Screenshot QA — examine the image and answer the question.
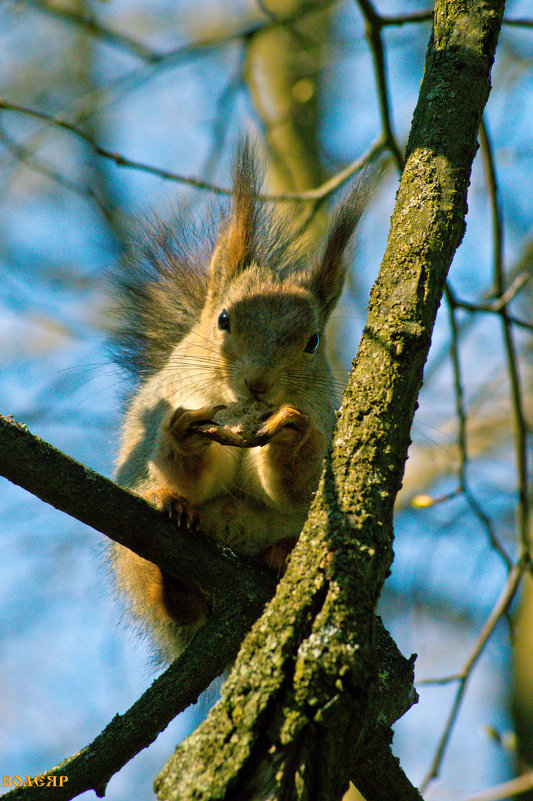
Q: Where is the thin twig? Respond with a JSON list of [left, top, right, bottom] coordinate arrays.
[[457, 769, 533, 801], [0, 97, 232, 193], [452, 298, 533, 332], [0, 124, 117, 225], [490, 270, 532, 309], [418, 114, 531, 793], [479, 118, 531, 560], [23, 0, 337, 68], [444, 285, 512, 568], [88, 0, 339, 103], [0, 98, 384, 200], [504, 17, 533, 28], [450, 266, 533, 331], [354, 0, 404, 171], [24, 0, 164, 61], [380, 9, 433, 26], [419, 562, 525, 791]]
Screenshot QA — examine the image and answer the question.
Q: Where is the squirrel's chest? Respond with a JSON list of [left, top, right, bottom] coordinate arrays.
[[194, 447, 301, 553]]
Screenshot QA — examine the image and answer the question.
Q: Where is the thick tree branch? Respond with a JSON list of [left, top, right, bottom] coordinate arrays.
[[154, 2, 506, 800], [0, 415, 275, 611]]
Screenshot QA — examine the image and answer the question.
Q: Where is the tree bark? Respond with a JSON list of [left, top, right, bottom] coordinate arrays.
[[155, 2, 506, 800]]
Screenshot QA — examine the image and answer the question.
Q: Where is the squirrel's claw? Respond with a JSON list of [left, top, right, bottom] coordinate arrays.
[[147, 487, 200, 530]]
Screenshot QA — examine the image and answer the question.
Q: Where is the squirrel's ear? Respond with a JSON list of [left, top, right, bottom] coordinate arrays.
[[223, 138, 260, 277], [308, 177, 368, 320]]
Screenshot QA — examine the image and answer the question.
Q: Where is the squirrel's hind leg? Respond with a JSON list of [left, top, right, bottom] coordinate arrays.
[[138, 486, 209, 627]]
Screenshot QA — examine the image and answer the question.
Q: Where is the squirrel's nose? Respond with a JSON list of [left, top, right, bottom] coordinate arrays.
[[245, 376, 273, 397]]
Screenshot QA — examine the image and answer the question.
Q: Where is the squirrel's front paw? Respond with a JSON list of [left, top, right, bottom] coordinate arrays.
[[142, 489, 207, 625], [165, 404, 227, 452], [259, 404, 310, 448]]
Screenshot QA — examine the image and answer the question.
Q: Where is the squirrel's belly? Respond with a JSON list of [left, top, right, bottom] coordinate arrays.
[[197, 495, 304, 555]]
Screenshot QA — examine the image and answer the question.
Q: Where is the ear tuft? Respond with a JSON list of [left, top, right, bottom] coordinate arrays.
[[225, 137, 261, 276], [311, 174, 370, 320]]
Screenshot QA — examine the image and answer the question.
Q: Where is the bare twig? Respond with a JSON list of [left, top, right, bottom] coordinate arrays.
[[451, 297, 533, 332], [418, 113, 531, 797], [479, 118, 531, 560], [0, 98, 383, 200], [504, 17, 533, 28], [490, 270, 532, 310], [0, 124, 117, 225], [449, 265, 533, 331], [380, 9, 433, 26], [444, 285, 513, 568], [354, 0, 404, 171], [24, 0, 165, 61], [419, 562, 525, 790], [0, 97, 233, 193], [84, 0, 339, 104], [457, 768, 533, 801], [23, 0, 337, 69]]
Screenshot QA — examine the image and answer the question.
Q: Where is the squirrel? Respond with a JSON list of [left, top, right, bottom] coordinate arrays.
[[110, 141, 367, 662]]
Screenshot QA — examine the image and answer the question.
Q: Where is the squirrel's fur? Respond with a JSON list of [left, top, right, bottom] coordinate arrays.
[[111, 141, 367, 661]]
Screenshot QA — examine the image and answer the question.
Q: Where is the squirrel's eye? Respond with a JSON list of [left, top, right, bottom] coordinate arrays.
[[218, 309, 230, 332], [304, 332, 320, 353]]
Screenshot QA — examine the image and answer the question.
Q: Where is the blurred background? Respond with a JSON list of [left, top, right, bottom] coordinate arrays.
[[0, 1, 531, 799]]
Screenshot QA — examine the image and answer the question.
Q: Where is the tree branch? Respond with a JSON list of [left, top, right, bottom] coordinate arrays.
[[0, 97, 383, 201], [0, 415, 275, 611], [0, 416, 415, 800]]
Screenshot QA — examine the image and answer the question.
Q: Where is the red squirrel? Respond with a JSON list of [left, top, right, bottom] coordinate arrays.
[[110, 142, 366, 661]]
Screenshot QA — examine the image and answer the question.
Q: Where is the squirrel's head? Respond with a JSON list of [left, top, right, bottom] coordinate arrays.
[[209, 270, 321, 403], [199, 140, 367, 406]]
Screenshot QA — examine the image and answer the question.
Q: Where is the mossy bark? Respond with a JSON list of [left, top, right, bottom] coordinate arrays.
[[155, 2, 506, 799]]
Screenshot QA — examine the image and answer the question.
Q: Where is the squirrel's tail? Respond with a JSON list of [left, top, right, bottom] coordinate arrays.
[[110, 212, 213, 381]]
